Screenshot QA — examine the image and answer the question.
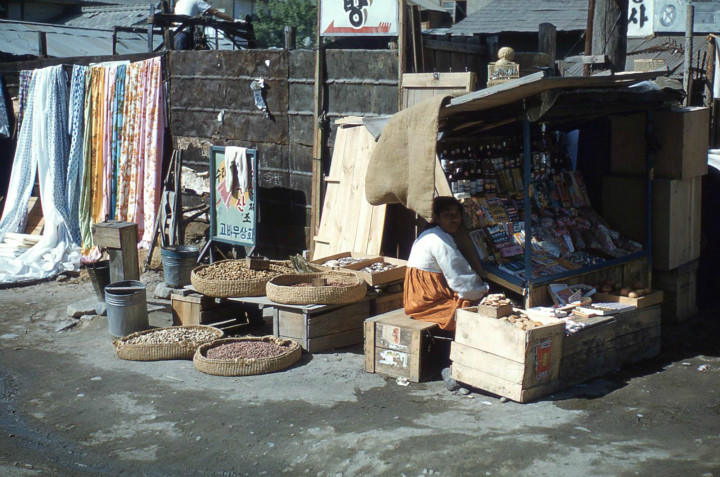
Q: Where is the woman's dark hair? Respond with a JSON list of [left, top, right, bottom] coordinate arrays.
[[432, 196, 462, 218]]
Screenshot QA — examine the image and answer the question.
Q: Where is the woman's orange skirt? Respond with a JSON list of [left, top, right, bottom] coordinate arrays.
[[403, 267, 477, 331]]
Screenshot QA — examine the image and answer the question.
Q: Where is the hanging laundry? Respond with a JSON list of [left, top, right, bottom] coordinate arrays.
[[15, 70, 32, 135], [0, 74, 11, 138], [66, 65, 88, 247], [0, 65, 80, 283]]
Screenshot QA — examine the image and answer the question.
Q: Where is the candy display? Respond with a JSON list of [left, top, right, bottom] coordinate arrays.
[[439, 126, 643, 281]]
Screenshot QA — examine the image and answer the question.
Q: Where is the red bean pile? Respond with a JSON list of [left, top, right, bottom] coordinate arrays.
[[206, 341, 289, 360], [290, 281, 352, 287]]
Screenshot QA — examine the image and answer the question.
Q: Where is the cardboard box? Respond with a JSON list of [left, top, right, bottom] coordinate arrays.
[[364, 310, 441, 382], [312, 252, 407, 286], [653, 260, 698, 323], [602, 175, 701, 270], [450, 307, 564, 403], [609, 108, 709, 179]]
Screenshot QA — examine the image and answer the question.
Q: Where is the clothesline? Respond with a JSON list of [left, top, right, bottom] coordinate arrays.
[[0, 56, 167, 283]]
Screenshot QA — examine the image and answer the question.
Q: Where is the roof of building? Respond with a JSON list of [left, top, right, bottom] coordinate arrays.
[[449, 0, 588, 35], [50, 4, 156, 29], [561, 34, 711, 80], [0, 19, 161, 58]]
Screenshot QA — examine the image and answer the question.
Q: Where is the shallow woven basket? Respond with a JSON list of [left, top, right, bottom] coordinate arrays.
[[113, 325, 224, 361], [266, 271, 367, 305], [190, 260, 290, 298], [193, 336, 302, 376]]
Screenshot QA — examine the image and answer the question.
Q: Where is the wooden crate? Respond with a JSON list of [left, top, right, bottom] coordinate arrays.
[[364, 309, 441, 382], [602, 176, 701, 270], [171, 292, 248, 333], [272, 299, 370, 353], [653, 260, 698, 323], [593, 290, 664, 309], [559, 306, 661, 387], [369, 291, 404, 316], [311, 251, 406, 286], [450, 307, 565, 403]]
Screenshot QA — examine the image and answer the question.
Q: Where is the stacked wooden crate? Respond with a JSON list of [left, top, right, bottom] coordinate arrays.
[[603, 107, 707, 323], [450, 307, 565, 403]]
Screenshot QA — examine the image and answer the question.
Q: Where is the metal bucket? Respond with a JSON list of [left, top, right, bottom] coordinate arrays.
[[161, 245, 199, 288], [105, 280, 149, 337], [87, 260, 111, 302]]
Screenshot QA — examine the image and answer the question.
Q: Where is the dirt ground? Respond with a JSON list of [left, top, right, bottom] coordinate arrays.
[[1, 270, 719, 477]]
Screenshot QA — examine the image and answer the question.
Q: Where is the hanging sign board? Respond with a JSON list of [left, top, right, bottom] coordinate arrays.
[[320, 0, 399, 36], [209, 146, 258, 247]]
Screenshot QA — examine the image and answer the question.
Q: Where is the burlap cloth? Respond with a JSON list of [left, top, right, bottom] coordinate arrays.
[[364, 94, 453, 221]]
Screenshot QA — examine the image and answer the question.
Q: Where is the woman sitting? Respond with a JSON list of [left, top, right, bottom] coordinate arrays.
[[404, 196, 489, 331]]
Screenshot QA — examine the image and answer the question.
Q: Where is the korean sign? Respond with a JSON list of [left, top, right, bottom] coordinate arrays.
[[209, 146, 258, 247], [627, 0, 654, 37], [320, 0, 399, 36]]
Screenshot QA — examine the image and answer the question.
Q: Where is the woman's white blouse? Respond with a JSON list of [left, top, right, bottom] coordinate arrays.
[[407, 227, 489, 300]]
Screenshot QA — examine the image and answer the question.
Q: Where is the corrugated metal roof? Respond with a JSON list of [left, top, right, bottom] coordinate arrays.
[[0, 19, 162, 57], [449, 0, 588, 35], [562, 34, 711, 79], [51, 4, 156, 29]]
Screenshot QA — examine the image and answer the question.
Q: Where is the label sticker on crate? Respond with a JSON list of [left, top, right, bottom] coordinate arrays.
[[379, 349, 408, 368], [381, 325, 408, 351], [534, 339, 553, 382]]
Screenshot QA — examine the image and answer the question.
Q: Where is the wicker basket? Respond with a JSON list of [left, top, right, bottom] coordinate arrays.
[[193, 336, 302, 376], [266, 271, 367, 305], [190, 260, 292, 298], [113, 325, 224, 361]]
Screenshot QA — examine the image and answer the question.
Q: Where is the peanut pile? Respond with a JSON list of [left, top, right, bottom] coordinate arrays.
[[196, 260, 294, 281], [206, 341, 289, 360], [498, 313, 546, 331], [118, 327, 219, 346]]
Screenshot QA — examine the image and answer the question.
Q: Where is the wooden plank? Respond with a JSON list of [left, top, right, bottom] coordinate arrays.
[[306, 327, 363, 353], [364, 318, 377, 373], [306, 300, 370, 338], [24, 197, 44, 235], [401, 72, 476, 88], [451, 362, 560, 403], [451, 341, 526, 384], [171, 299, 201, 326], [370, 292, 404, 316], [423, 39, 486, 55], [612, 306, 661, 336], [561, 317, 616, 356]]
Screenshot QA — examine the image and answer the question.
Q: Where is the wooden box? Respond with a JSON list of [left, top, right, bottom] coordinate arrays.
[[653, 260, 698, 323], [559, 306, 661, 387], [476, 303, 514, 318], [369, 291, 404, 316], [609, 113, 646, 176], [593, 290, 664, 309], [171, 292, 247, 333], [312, 252, 407, 286], [602, 176, 701, 270], [609, 108, 709, 180], [450, 307, 565, 403], [364, 309, 441, 382], [654, 107, 709, 179], [272, 299, 370, 353], [91, 221, 139, 282]]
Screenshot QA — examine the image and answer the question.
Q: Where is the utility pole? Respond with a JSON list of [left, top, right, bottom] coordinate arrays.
[[592, 0, 629, 73]]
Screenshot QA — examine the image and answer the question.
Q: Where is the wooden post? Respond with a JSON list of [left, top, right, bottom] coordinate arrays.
[[397, 0, 406, 111], [706, 36, 717, 146], [37, 32, 47, 58], [310, 2, 326, 257], [684, 5, 695, 107], [584, 0, 595, 76], [538, 22, 556, 73], [284, 26, 297, 50], [592, 0, 628, 73]]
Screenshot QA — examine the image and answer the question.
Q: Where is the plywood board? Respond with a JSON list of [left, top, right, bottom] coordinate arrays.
[[313, 119, 386, 259]]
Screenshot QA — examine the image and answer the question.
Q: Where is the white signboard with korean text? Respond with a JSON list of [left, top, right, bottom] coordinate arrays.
[[320, 0, 399, 36], [209, 146, 258, 247], [628, 0, 655, 37]]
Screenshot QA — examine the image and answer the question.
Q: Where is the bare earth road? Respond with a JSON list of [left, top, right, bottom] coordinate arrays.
[[1, 272, 719, 477]]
